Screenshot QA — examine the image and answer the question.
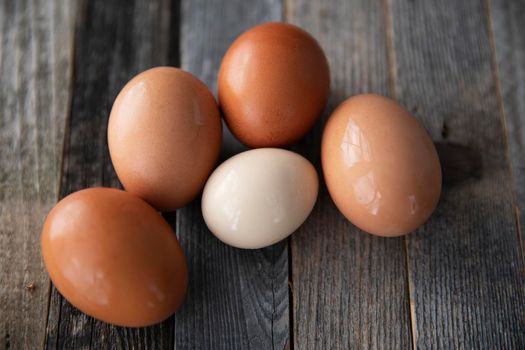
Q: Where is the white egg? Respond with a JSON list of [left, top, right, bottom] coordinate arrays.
[[201, 148, 318, 249]]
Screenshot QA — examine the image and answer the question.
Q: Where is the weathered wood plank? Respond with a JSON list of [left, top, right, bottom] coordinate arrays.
[[0, 1, 76, 349], [174, 1, 289, 349], [490, 0, 525, 248], [44, 1, 176, 348], [388, 0, 525, 348], [286, 1, 412, 349]]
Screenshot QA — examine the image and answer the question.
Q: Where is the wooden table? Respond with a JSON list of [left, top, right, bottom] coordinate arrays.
[[1, 0, 524, 349]]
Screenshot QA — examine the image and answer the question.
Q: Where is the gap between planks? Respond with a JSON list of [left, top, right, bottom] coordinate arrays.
[[381, 0, 417, 348], [41, 0, 83, 347], [484, 0, 525, 269]]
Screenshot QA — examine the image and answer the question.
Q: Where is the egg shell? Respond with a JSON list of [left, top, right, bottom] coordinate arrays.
[[41, 188, 188, 327], [218, 22, 330, 147], [202, 148, 318, 249], [108, 67, 222, 211], [321, 94, 442, 237]]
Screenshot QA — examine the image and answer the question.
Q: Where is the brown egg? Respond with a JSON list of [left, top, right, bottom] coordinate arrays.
[[218, 22, 330, 147], [41, 188, 188, 327], [321, 94, 442, 237], [108, 67, 222, 211]]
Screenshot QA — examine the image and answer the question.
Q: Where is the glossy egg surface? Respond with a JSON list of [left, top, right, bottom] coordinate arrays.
[[202, 148, 318, 248], [41, 188, 188, 327], [218, 22, 330, 147], [321, 94, 441, 237], [108, 67, 222, 211]]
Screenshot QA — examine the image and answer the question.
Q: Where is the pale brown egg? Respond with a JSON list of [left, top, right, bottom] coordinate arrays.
[[321, 94, 441, 237], [218, 22, 330, 147], [108, 67, 222, 211], [41, 188, 188, 327]]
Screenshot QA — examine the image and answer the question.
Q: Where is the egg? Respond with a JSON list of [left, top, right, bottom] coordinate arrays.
[[321, 94, 441, 237], [218, 22, 330, 147], [202, 148, 318, 249], [108, 67, 222, 211], [41, 188, 188, 327]]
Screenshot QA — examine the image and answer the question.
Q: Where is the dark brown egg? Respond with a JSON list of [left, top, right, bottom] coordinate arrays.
[[41, 188, 188, 327], [218, 22, 330, 147], [108, 67, 222, 211]]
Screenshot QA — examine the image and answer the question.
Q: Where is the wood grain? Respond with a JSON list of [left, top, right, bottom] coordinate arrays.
[[0, 1, 76, 349], [490, 0, 525, 249], [174, 0, 289, 349], [44, 0, 176, 348], [388, 0, 525, 348], [2, 0, 524, 348], [286, 1, 412, 349]]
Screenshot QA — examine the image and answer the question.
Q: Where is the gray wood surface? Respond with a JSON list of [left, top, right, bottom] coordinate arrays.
[[174, 1, 289, 349], [490, 0, 525, 246], [43, 0, 176, 348], [0, 1, 76, 349], [0, 0, 523, 349], [389, 0, 525, 348], [286, 1, 412, 349]]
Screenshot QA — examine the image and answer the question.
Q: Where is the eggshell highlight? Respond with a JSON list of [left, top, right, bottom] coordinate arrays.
[[41, 188, 188, 327], [202, 148, 318, 249], [321, 94, 442, 237]]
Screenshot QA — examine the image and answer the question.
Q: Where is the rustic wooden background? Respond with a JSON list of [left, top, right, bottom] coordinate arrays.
[[1, 0, 524, 349]]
